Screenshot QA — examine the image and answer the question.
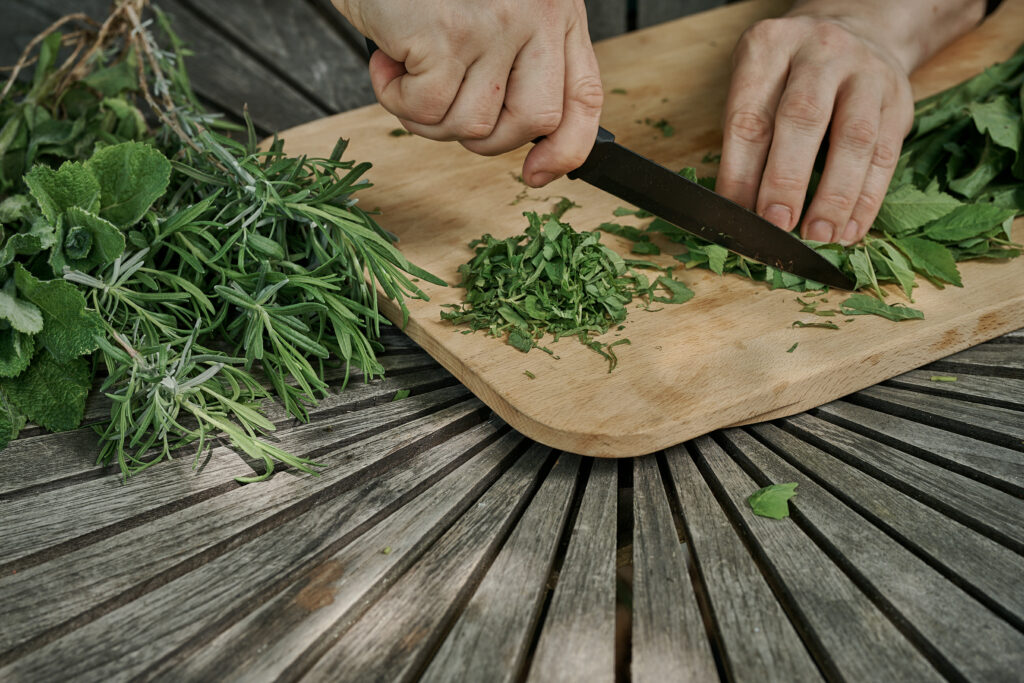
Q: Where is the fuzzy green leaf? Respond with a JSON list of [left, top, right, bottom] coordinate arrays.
[[0, 328, 35, 378], [874, 184, 961, 237], [893, 236, 962, 287], [968, 96, 1022, 152], [24, 160, 101, 224], [86, 141, 171, 228], [922, 203, 1018, 242], [1, 352, 91, 432], [0, 288, 43, 334], [13, 264, 103, 363], [840, 293, 924, 321]]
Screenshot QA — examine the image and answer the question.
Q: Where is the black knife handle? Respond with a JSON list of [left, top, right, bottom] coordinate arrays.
[[365, 37, 378, 57]]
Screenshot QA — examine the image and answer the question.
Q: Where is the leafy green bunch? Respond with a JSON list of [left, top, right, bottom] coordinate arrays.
[[441, 204, 694, 371], [0, 1, 442, 480], [636, 44, 1024, 306]]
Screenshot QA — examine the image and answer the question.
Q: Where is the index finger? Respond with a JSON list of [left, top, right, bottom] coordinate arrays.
[[370, 49, 467, 126]]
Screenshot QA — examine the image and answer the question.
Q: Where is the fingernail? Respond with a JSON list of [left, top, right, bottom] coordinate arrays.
[[762, 204, 792, 230], [805, 219, 836, 242], [529, 171, 555, 187], [838, 219, 860, 246]]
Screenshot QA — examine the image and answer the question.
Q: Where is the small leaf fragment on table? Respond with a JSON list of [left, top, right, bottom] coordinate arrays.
[[840, 293, 924, 321], [786, 342, 798, 353], [392, 389, 410, 401], [748, 482, 799, 520], [930, 375, 958, 382]]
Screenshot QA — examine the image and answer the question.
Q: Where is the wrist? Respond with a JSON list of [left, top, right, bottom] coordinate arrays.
[[785, 0, 985, 73]]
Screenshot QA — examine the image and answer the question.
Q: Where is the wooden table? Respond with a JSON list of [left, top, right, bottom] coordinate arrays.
[[2, 2, 1023, 681]]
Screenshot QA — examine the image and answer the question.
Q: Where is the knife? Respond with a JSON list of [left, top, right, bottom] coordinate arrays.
[[364, 39, 855, 290]]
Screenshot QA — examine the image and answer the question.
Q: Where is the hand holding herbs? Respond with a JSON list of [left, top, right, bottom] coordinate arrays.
[[0, 2, 441, 481], [717, 0, 988, 245]]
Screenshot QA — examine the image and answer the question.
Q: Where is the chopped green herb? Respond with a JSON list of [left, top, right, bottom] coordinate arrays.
[[441, 211, 692, 370], [930, 375, 958, 382], [840, 294, 924, 321], [381, 546, 392, 555], [644, 117, 675, 137], [786, 342, 799, 353], [611, 88, 628, 95], [792, 321, 840, 330], [523, 370, 536, 379], [613, 206, 652, 218], [748, 483, 798, 520], [392, 389, 411, 401], [389, 128, 411, 137], [701, 152, 722, 164]]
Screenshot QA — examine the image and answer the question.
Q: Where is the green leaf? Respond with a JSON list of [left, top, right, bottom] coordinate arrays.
[[968, 96, 1021, 152], [49, 206, 126, 274], [86, 141, 171, 228], [13, 264, 103, 363], [840, 293, 924, 321], [392, 389, 410, 401], [653, 276, 694, 304], [630, 241, 660, 255], [874, 184, 961, 237], [0, 288, 43, 334], [705, 244, 729, 275], [0, 328, 35, 378], [81, 52, 139, 96], [893, 236, 962, 287], [747, 482, 798, 520], [922, 203, 1018, 242], [0, 194, 33, 224], [0, 352, 91, 432], [24, 160, 101, 223]]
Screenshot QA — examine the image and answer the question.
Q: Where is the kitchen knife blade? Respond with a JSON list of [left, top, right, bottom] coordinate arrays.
[[568, 127, 855, 290]]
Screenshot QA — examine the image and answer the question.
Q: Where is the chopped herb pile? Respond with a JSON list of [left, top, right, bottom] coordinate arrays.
[[440, 206, 694, 371], [0, 2, 442, 480]]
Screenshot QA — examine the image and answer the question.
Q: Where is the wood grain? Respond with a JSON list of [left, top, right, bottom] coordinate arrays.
[[274, 0, 1024, 457], [526, 459, 618, 683]]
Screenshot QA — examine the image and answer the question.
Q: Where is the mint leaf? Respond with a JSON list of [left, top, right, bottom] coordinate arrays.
[[922, 203, 1017, 242], [968, 96, 1021, 152], [24, 160, 101, 224], [49, 206, 125, 274], [748, 482, 798, 520], [874, 184, 961, 237], [0, 288, 43, 334], [893, 236, 962, 287], [0, 194, 34, 224], [870, 240, 917, 299], [13, 264, 103, 363], [0, 329, 35, 378], [653, 276, 694, 304], [705, 244, 729, 275], [0, 352, 91, 432], [840, 293, 924, 321], [86, 141, 171, 228]]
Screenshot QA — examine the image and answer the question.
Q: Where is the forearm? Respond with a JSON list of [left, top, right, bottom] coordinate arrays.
[[786, 0, 986, 73]]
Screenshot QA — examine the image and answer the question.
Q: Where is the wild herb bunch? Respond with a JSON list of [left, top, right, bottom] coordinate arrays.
[[0, 1, 442, 480]]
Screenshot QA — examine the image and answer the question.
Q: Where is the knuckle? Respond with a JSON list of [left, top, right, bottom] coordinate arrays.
[[778, 92, 828, 131], [457, 118, 497, 139], [834, 117, 878, 152], [857, 186, 887, 213], [529, 109, 563, 137], [726, 108, 773, 145], [870, 140, 900, 168], [570, 74, 604, 113], [815, 189, 856, 214], [405, 100, 449, 125], [763, 171, 806, 195]]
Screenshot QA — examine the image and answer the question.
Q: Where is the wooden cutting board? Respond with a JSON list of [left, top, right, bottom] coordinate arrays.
[[278, 0, 1024, 457]]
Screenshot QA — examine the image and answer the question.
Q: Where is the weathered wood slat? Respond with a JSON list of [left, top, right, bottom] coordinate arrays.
[[181, 0, 375, 113], [926, 343, 1024, 379], [421, 453, 581, 683], [690, 435, 944, 682], [631, 455, 717, 683], [527, 459, 618, 683], [0, 430, 110, 498], [723, 427, 1024, 679], [853, 384, 1024, 449], [886, 369, 1024, 412], [663, 446, 823, 682], [780, 413, 1024, 553], [142, 422, 524, 683], [748, 423, 1024, 629], [0, 384, 473, 566], [814, 400, 1024, 495], [0, 398, 485, 660], [298, 445, 552, 682]]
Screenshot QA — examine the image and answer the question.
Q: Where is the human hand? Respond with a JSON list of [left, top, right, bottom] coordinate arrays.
[[715, 14, 916, 246], [332, 0, 603, 187]]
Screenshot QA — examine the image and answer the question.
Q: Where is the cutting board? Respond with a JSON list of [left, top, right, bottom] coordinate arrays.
[[278, 0, 1024, 457]]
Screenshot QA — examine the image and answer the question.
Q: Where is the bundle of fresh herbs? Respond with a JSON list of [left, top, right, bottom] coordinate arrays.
[[0, 1, 442, 480], [440, 202, 694, 371]]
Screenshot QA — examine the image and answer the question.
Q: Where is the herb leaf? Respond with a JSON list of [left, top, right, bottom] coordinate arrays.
[[748, 483, 798, 520]]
